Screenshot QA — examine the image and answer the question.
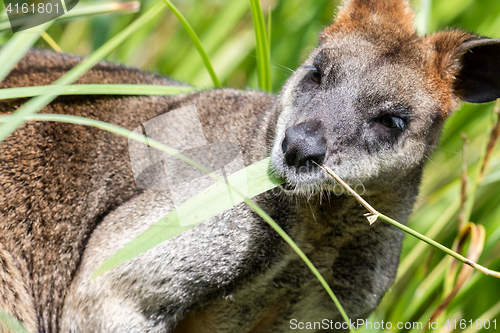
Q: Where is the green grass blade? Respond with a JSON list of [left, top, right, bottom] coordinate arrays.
[[171, 0, 248, 82], [396, 195, 460, 282], [0, 1, 141, 32], [249, 0, 271, 92], [0, 2, 166, 143], [0, 84, 198, 99], [161, 0, 221, 87], [460, 106, 497, 235], [60, 1, 140, 18], [267, 5, 272, 50], [0, 22, 52, 82], [92, 157, 283, 277], [193, 29, 255, 87]]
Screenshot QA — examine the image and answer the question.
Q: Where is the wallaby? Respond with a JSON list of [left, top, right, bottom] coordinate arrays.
[[1, 0, 500, 332]]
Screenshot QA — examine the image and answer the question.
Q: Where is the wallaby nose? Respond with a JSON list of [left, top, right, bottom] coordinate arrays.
[[282, 120, 326, 169]]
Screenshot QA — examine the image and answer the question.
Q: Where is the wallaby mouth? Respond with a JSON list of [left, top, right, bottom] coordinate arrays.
[[277, 167, 326, 191]]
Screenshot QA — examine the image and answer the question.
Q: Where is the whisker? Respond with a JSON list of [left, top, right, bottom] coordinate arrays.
[[250, 55, 296, 74], [423, 153, 437, 165], [307, 201, 317, 223], [272, 63, 295, 74]]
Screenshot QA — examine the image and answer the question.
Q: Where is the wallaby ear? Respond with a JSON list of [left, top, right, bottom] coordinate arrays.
[[320, 0, 415, 41], [452, 38, 500, 103]]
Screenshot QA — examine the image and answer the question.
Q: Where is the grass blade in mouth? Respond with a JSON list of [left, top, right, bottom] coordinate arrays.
[[317, 163, 500, 279]]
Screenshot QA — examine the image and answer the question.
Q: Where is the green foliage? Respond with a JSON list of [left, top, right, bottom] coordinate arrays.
[[249, 0, 271, 92], [91, 157, 284, 278], [0, 84, 197, 99], [161, 0, 220, 87]]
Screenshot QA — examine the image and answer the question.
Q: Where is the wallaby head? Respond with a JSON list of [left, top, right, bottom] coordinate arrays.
[[271, 0, 500, 194]]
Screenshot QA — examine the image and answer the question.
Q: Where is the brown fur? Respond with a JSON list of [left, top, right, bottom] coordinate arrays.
[[423, 30, 480, 114], [321, 0, 415, 40], [0, 241, 36, 332]]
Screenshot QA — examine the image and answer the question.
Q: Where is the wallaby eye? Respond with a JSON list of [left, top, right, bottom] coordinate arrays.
[[309, 70, 321, 84], [304, 65, 321, 85], [379, 114, 406, 131]]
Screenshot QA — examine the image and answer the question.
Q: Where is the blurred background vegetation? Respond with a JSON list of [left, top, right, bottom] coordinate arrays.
[[1, 0, 500, 332]]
